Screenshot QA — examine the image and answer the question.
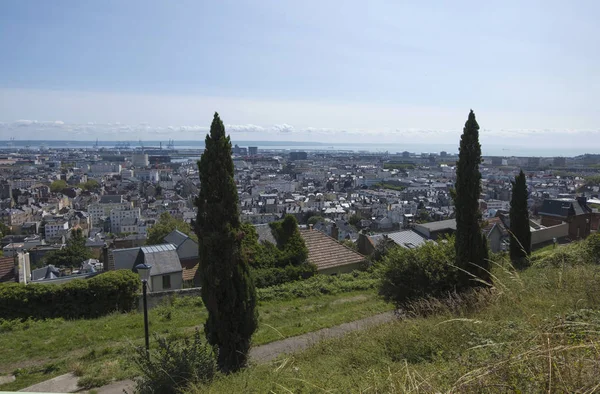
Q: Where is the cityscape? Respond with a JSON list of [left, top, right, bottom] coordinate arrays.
[[1, 1, 600, 393]]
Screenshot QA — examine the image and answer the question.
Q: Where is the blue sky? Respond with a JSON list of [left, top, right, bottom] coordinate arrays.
[[0, 0, 599, 151]]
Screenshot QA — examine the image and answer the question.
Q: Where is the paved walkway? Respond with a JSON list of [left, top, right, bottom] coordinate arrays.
[[18, 311, 397, 393]]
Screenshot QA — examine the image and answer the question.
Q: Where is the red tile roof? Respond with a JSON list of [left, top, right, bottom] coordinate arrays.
[[300, 229, 365, 271], [0, 256, 15, 283]]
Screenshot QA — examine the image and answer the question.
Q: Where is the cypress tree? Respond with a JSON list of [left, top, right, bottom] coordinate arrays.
[[509, 170, 531, 267], [453, 110, 490, 287], [195, 112, 258, 373]]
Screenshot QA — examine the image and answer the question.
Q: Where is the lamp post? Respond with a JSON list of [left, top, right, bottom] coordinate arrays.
[[135, 263, 152, 357]]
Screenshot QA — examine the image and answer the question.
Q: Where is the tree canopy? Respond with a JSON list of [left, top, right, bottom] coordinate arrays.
[[509, 170, 531, 267], [50, 180, 67, 193], [146, 212, 196, 245], [42, 229, 93, 269]]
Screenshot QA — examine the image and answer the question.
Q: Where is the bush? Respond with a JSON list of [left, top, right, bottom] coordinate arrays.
[[252, 263, 317, 288], [130, 329, 216, 394], [585, 232, 600, 264], [257, 270, 378, 302], [0, 270, 140, 320], [379, 238, 459, 307]]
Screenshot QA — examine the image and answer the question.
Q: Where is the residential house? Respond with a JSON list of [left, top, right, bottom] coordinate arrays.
[[413, 219, 457, 240], [538, 197, 593, 240], [299, 228, 365, 275], [0, 256, 15, 283], [112, 244, 183, 292], [163, 229, 200, 286]]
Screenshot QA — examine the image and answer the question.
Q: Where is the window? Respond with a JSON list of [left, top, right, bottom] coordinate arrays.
[[162, 275, 171, 289]]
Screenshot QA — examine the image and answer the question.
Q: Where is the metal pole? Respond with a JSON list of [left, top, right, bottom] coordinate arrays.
[[143, 280, 149, 358]]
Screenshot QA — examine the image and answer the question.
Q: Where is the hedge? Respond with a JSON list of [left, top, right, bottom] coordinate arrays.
[[252, 263, 317, 288], [0, 270, 140, 320]]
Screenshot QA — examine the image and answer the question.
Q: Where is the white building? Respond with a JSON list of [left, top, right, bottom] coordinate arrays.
[[45, 221, 69, 240], [131, 153, 149, 167], [110, 207, 141, 234], [88, 201, 131, 225], [90, 163, 122, 175], [136, 169, 159, 182]]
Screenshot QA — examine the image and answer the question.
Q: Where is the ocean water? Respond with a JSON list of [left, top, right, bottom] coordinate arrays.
[[0, 140, 594, 157]]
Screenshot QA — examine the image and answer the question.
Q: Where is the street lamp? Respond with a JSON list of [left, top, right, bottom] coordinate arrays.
[[135, 263, 152, 357]]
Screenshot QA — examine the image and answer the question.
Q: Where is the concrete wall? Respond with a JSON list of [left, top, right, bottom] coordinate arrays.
[[138, 287, 202, 311], [531, 223, 569, 246]]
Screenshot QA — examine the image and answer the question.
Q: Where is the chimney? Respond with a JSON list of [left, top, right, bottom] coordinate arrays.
[[331, 223, 339, 240], [309, 224, 313, 231]]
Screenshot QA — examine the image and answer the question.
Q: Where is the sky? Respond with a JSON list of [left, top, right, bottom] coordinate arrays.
[[0, 0, 599, 153]]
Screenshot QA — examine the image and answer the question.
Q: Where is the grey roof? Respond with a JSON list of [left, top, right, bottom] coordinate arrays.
[[254, 224, 277, 245], [385, 230, 428, 249], [163, 229, 189, 248], [99, 195, 123, 204], [112, 243, 182, 276], [141, 244, 182, 276], [120, 217, 138, 226], [539, 199, 573, 218], [416, 219, 457, 232]]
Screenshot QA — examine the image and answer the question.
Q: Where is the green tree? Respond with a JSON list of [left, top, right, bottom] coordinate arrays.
[[509, 170, 531, 268], [43, 229, 93, 269], [50, 179, 67, 193], [78, 179, 100, 191], [307, 215, 324, 226], [146, 212, 196, 245], [195, 113, 257, 373], [452, 110, 490, 288]]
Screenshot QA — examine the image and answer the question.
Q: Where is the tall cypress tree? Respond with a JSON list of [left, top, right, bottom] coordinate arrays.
[[195, 113, 258, 373], [509, 170, 531, 267], [453, 110, 490, 287]]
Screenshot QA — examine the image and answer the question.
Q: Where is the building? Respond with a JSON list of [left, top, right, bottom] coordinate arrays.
[[163, 230, 200, 286], [88, 196, 131, 226], [413, 219, 457, 240], [112, 244, 183, 292], [131, 153, 149, 167], [0, 256, 16, 283], [109, 207, 141, 234], [44, 220, 69, 240], [248, 146, 258, 156], [299, 228, 365, 275], [538, 197, 593, 240], [289, 151, 308, 161]]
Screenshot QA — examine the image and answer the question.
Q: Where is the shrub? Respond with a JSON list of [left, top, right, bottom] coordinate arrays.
[[129, 329, 216, 394], [252, 263, 317, 288], [585, 232, 600, 264], [379, 238, 459, 307], [257, 270, 378, 302], [0, 270, 139, 320]]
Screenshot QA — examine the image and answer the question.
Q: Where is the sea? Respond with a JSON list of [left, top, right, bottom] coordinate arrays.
[[0, 140, 594, 157]]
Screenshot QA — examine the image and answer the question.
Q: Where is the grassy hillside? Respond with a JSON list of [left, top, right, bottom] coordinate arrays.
[[195, 256, 600, 392], [0, 288, 391, 391]]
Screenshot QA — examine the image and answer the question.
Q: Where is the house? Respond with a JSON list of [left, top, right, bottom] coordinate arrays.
[[483, 217, 509, 253], [163, 230, 200, 286], [112, 244, 183, 292], [299, 228, 365, 275], [0, 256, 15, 283], [413, 219, 457, 240], [538, 197, 592, 240]]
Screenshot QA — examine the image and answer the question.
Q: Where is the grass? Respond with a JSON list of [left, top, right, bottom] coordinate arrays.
[[0, 289, 391, 391], [190, 259, 600, 392]]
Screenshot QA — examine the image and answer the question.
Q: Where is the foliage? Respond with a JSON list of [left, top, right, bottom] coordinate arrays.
[[78, 179, 100, 191], [379, 237, 459, 306], [452, 110, 490, 288], [0, 221, 11, 238], [373, 182, 406, 191], [256, 270, 379, 302], [0, 270, 139, 320], [348, 213, 362, 227], [307, 215, 324, 226], [252, 264, 317, 288], [341, 239, 357, 251], [50, 179, 67, 193], [195, 112, 257, 373], [129, 329, 216, 394], [268, 214, 308, 265], [509, 170, 531, 267], [146, 212, 196, 245], [43, 229, 93, 268]]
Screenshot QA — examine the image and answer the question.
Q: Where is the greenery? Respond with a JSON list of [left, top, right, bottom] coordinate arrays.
[[146, 212, 196, 245], [129, 329, 216, 394], [0, 222, 11, 238], [77, 179, 100, 191], [0, 270, 139, 320], [0, 287, 391, 391], [191, 242, 600, 393], [49, 179, 67, 193], [252, 264, 317, 288], [452, 110, 489, 288], [42, 229, 93, 268], [195, 112, 258, 373], [373, 182, 406, 191], [379, 237, 458, 306], [307, 215, 325, 226], [509, 170, 531, 267]]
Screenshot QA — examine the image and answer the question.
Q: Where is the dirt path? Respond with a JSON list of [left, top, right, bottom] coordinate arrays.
[[21, 311, 398, 393]]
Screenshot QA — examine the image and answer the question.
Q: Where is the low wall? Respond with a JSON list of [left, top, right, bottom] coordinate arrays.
[[138, 287, 202, 311], [531, 223, 569, 246]]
